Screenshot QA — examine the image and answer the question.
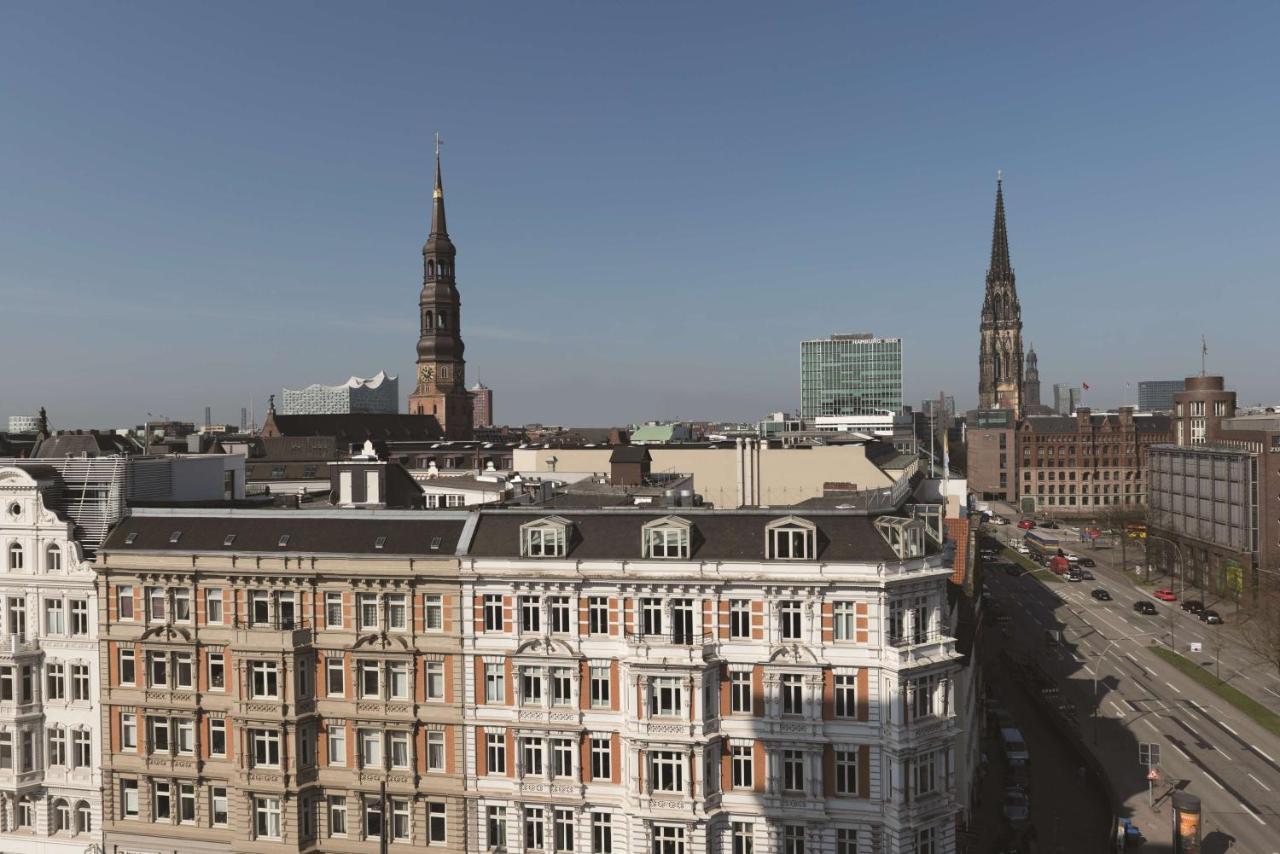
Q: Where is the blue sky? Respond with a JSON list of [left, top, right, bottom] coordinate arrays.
[[2, 2, 1278, 428]]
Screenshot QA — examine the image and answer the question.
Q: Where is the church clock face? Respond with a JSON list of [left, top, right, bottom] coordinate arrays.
[[419, 365, 434, 383]]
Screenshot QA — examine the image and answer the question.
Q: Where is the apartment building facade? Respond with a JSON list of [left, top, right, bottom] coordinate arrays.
[[0, 465, 102, 853], [93, 505, 961, 854], [94, 509, 469, 854]]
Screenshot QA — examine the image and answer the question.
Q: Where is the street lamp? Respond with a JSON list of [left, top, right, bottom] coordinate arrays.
[[1145, 534, 1189, 652], [1090, 631, 1164, 744]]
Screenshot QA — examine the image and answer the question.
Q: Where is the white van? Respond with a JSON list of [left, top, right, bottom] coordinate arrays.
[[1001, 727, 1030, 764]]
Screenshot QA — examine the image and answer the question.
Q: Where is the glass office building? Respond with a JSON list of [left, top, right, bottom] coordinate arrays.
[[801, 334, 903, 419]]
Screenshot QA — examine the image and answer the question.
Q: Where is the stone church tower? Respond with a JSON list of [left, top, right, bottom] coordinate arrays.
[[978, 175, 1025, 415], [1023, 344, 1042, 409], [408, 141, 474, 439]]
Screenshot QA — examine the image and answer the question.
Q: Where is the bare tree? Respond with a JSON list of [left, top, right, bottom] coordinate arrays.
[[1233, 580, 1280, 677]]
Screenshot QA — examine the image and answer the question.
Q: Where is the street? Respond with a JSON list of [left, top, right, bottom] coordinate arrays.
[[980, 516, 1280, 852]]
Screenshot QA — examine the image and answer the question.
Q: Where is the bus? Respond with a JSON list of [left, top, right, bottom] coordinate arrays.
[[1024, 529, 1062, 562]]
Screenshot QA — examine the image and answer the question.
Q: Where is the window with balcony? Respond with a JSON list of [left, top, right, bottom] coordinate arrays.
[[249, 662, 279, 699], [730, 671, 752, 714], [642, 517, 692, 558], [521, 519, 570, 557], [729, 599, 752, 639], [731, 744, 753, 788], [650, 750, 684, 792], [641, 598, 663, 636], [766, 517, 817, 560]]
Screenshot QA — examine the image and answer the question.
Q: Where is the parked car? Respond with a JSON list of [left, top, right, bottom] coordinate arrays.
[[1079, 557, 1096, 567], [1000, 727, 1029, 764], [1018, 519, 1036, 530], [1064, 552, 1081, 564], [1003, 787, 1031, 825], [1200, 609, 1223, 624], [991, 515, 1008, 526], [1134, 600, 1158, 615], [1015, 543, 1030, 555], [1077, 569, 1095, 580], [1040, 520, 1059, 529], [1007, 762, 1031, 791], [1153, 588, 1177, 602], [1181, 599, 1205, 614], [1091, 588, 1112, 601], [1067, 569, 1083, 582]]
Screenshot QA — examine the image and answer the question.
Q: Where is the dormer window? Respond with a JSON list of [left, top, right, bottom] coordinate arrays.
[[642, 516, 692, 559], [766, 517, 817, 560], [520, 517, 570, 558], [874, 516, 926, 559]]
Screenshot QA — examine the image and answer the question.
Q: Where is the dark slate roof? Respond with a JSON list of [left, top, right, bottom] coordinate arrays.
[[609, 446, 651, 464], [467, 511, 906, 562], [246, 462, 329, 481], [34, 432, 141, 457], [102, 511, 465, 556], [257, 436, 340, 461], [1022, 416, 1078, 433], [265, 414, 443, 443], [1135, 415, 1172, 433]]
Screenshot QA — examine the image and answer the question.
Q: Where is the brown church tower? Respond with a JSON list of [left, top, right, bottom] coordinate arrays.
[[978, 174, 1025, 415], [409, 138, 474, 439]]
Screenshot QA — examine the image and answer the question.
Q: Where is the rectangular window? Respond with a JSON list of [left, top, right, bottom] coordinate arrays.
[[118, 586, 135, 620], [328, 796, 346, 836], [783, 825, 805, 854], [650, 677, 683, 717], [250, 661, 279, 699], [782, 750, 804, 792], [915, 827, 936, 854], [204, 589, 224, 624], [46, 662, 65, 700], [835, 673, 857, 718], [732, 823, 755, 854], [647, 526, 689, 558], [428, 802, 447, 843], [427, 730, 445, 771], [147, 651, 167, 687], [914, 751, 938, 797], [120, 713, 137, 750], [386, 594, 408, 631], [325, 592, 344, 628], [255, 797, 282, 840], [326, 658, 345, 697], [360, 728, 382, 768], [211, 786, 229, 827], [485, 663, 505, 704], [521, 666, 544, 704], [554, 808, 574, 852], [832, 602, 856, 641], [121, 779, 139, 818], [388, 662, 410, 700], [590, 735, 611, 779], [363, 798, 383, 840], [552, 736, 574, 778], [252, 729, 281, 767], [391, 798, 411, 841], [70, 599, 89, 635], [779, 600, 801, 640], [483, 594, 503, 631], [45, 599, 65, 635], [731, 744, 753, 788], [588, 596, 610, 634], [653, 825, 685, 854], [729, 599, 751, 639], [591, 812, 613, 854], [153, 780, 172, 821], [549, 596, 571, 633], [208, 651, 226, 691], [388, 731, 410, 768], [210, 718, 226, 756], [180, 783, 196, 823], [173, 588, 192, 622], [48, 726, 67, 765], [176, 718, 195, 754], [487, 806, 507, 847], [835, 829, 857, 854], [640, 598, 663, 636], [424, 661, 445, 700], [520, 595, 541, 633], [730, 671, 752, 714], [147, 587, 166, 623], [590, 665, 610, 708], [486, 732, 506, 774], [835, 749, 859, 795], [358, 660, 380, 699], [327, 725, 346, 766], [425, 594, 443, 630], [174, 652, 193, 689], [522, 736, 545, 776], [358, 593, 378, 630], [72, 728, 91, 766], [781, 673, 803, 715], [650, 750, 684, 792], [551, 666, 573, 706], [525, 807, 545, 850]]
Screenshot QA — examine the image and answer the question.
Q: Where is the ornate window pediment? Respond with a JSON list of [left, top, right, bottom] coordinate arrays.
[[765, 516, 817, 560]]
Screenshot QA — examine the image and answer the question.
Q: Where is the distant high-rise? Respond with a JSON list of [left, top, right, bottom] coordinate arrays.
[[469, 382, 494, 428], [204, 405, 211, 429], [978, 175, 1025, 415], [240, 407, 248, 432], [800, 333, 902, 420], [281, 371, 399, 415], [1138, 380, 1184, 413], [1052, 384, 1081, 415]]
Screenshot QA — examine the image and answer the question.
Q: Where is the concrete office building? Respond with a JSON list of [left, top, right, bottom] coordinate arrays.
[[1051, 385, 1080, 416], [281, 371, 400, 416], [1138, 380, 1184, 413], [800, 335, 902, 421], [0, 466, 103, 853], [6, 416, 41, 434], [469, 384, 493, 430]]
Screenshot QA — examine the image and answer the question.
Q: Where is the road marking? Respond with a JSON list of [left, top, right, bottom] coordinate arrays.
[[1082, 665, 1095, 676], [1241, 802, 1266, 826], [1266, 685, 1280, 699], [1220, 722, 1240, 737], [1141, 719, 1160, 734], [1206, 773, 1225, 790], [1249, 773, 1272, 792], [1109, 701, 1127, 718], [1164, 680, 1183, 694], [1170, 741, 1191, 760], [1257, 746, 1277, 764]]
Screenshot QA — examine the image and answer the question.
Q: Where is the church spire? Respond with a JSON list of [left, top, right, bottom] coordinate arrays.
[[988, 171, 1012, 284], [430, 131, 448, 239]]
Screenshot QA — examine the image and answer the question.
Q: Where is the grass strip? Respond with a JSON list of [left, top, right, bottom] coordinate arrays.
[[1150, 646, 1280, 738], [999, 546, 1064, 582]]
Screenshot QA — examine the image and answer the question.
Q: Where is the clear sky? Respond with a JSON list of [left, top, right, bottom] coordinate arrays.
[[2, 2, 1278, 429]]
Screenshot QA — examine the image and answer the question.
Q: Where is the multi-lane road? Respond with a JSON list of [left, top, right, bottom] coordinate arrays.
[[982, 519, 1280, 852]]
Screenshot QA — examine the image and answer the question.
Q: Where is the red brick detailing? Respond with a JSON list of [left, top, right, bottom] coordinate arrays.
[[610, 732, 621, 783], [501, 595, 513, 633], [579, 660, 591, 711], [751, 666, 764, 717], [857, 668, 870, 722], [822, 668, 834, 720], [503, 658, 514, 705], [855, 602, 869, 644], [476, 726, 487, 776], [475, 657, 487, 705], [823, 744, 835, 796], [608, 598, 620, 637], [719, 665, 731, 717], [752, 740, 765, 791], [717, 600, 729, 640], [443, 655, 455, 704], [751, 600, 764, 640], [821, 602, 834, 643], [442, 594, 455, 633], [608, 660, 620, 711]]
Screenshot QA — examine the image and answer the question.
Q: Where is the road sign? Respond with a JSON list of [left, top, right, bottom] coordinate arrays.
[[1190, 642, 1202, 653], [1147, 767, 1160, 781], [1139, 743, 1161, 766]]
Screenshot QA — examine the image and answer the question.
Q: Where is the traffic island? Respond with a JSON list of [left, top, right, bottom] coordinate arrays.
[[1150, 647, 1280, 737]]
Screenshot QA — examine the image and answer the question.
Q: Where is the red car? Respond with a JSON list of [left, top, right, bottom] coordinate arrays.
[[1017, 519, 1036, 530], [1153, 588, 1177, 602]]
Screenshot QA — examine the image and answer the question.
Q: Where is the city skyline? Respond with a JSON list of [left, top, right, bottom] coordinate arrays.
[[3, 3, 1280, 427]]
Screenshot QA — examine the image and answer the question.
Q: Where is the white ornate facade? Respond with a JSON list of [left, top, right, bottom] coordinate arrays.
[[0, 466, 102, 853], [459, 510, 961, 854]]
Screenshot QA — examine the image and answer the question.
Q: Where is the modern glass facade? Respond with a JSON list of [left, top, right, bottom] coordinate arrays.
[[1138, 380, 1184, 413], [801, 334, 902, 420]]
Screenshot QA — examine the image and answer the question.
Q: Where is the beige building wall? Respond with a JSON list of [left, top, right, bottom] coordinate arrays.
[[513, 443, 896, 508]]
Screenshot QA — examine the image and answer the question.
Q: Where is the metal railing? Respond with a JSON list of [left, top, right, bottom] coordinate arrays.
[[624, 630, 714, 646]]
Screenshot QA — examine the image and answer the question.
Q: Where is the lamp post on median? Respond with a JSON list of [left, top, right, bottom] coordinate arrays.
[[1145, 534, 1188, 652], [1090, 630, 1164, 745]]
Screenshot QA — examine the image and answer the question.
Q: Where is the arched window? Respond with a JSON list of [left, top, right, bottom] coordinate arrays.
[[75, 801, 91, 834], [54, 799, 71, 832], [6, 543, 22, 572], [427, 260, 435, 278], [45, 543, 61, 572], [424, 311, 434, 331], [437, 311, 448, 329]]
